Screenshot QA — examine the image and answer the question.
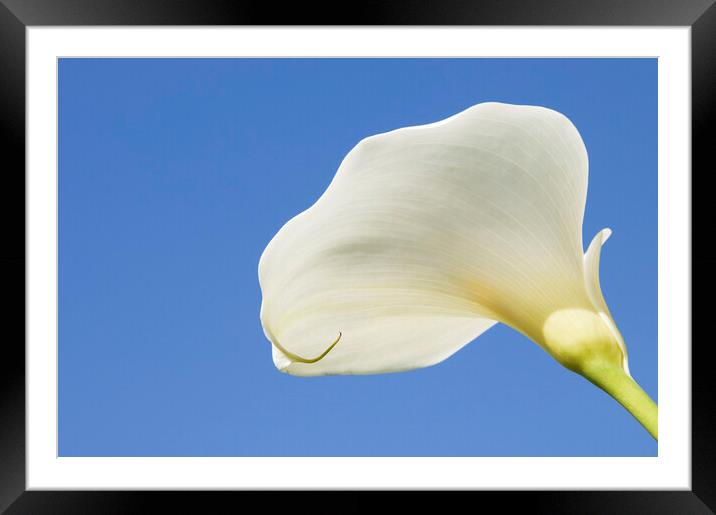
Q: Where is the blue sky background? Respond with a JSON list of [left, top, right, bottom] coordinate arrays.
[[58, 58, 657, 457]]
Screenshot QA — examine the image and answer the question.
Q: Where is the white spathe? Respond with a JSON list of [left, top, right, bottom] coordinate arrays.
[[258, 102, 627, 376]]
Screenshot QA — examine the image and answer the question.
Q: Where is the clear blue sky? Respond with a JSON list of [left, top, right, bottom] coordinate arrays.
[[59, 58, 657, 457]]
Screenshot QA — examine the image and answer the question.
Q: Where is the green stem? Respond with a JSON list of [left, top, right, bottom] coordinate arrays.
[[579, 360, 658, 440]]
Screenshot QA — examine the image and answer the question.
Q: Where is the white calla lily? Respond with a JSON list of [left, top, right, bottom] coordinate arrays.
[[258, 102, 657, 439]]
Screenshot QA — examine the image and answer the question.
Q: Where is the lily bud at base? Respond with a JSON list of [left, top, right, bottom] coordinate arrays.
[[542, 308, 627, 375]]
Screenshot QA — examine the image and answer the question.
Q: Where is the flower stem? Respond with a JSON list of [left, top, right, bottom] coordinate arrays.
[[579, 360, 658, 440]]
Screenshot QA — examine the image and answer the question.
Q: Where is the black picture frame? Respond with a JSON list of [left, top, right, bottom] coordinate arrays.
[[1, 1, 712, 512]]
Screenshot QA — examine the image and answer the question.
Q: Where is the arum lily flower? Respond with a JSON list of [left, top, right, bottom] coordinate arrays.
[[258, 102, 657, 440]]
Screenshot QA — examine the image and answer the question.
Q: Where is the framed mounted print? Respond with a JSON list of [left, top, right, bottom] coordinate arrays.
[[2, 0, 713, 512]]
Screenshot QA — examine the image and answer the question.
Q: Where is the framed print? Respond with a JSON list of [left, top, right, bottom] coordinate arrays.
[[2, 0, 713, 512]]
